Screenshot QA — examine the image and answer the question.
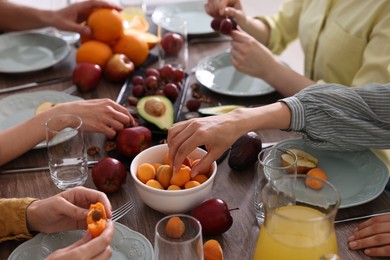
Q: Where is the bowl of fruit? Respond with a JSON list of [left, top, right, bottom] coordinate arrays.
[[130, 144, 217, 215]]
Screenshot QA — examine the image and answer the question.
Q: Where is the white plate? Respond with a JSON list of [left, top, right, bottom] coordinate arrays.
[[0, 91, 83, 149], [195, 51, 275, 96], [151, 1, 214, 35], [274, 138, 390, 208], [0, 32, 70, 73], [8, 222, 154, 260]]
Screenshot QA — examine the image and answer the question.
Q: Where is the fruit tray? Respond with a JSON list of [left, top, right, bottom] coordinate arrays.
[[116, 53, 189, 143]]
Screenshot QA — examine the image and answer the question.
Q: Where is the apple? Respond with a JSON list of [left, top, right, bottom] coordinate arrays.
[[92, 157, 127, 194], [281, 148, 319, 174], [191, 198, 238, 236], [104, 54, 135, 83], [72, 62, 102, 92], [116, 126, 152, 157], [160, 32, 184, 56]]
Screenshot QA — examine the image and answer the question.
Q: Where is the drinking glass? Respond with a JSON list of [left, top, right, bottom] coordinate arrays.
[[45, 114, 88, 190], [120, 0, 147, 29], [154, 214, 203, 260], [253, 175, 341, 259], [155, 14, 188, 70], [255, 147, 297, 225]]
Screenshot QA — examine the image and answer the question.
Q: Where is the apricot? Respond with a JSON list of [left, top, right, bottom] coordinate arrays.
[[170, 165, 191, 187], [163, 152, 191, 167], [152, 163, 162, 172], [146, 179, 164, 189], [191, 159, 212, 176], [184, 180, 201, 189], [305, 168, 328, 190], [156, 164, 173, 189], [204, 239, 223, 260], [137, 163, 156, 184], [167, 185, 181, 190], [192, 174, 209, 184], [165, 216, 185, 238]]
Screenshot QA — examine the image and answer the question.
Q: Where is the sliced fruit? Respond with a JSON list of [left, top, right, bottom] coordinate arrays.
[[137, 95, 174, 130], [198, 105, 245, 116], [281, 149, 319, 174], [35, 101, 56, 115], [125, 29, 160, 49]]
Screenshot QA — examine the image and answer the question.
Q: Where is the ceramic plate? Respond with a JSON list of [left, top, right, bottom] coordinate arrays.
[[8, 222, 154, 260], [0, 32, 70, 73], [195, 51, 275, 96], [0, 91, 83, 149], [151, 1, 214, 35], [274, 138, 390, 208]]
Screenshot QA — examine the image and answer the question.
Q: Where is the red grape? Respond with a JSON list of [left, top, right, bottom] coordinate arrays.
[[211, 17, 223, 31], [145, 75, 159, 91], [219, 18, 233, 35], [132, 75, 144, 86], [132, 84, 145, 98], [145, 68, 160, 78], [163, 82, 180, 101]]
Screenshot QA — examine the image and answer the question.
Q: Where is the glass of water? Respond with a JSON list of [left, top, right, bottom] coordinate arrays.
[[45, 114, 88, 190]]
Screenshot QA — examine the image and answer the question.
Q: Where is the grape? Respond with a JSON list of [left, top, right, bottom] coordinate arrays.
[[172, 67, 185, 82], [132, 75, 144, 86], [186, 99, 201, 112], [211, 16, 223, 32], [219, 18, 233, 35], [145, 68, 160, 78], [159, 64, 174, 81], [132, 84, 145, 98], [145, 75, 159, 91], [163, 83, 180, 101]]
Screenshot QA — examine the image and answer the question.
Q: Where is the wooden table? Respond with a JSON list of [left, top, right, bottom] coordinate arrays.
[[0, 34, 389, 260]]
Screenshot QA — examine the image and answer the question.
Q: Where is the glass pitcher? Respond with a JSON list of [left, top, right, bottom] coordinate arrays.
[[253, 174, 340, 259]]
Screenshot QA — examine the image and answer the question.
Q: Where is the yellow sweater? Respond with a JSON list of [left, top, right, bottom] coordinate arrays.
[[258, 0, 390, 86], [0, 198, 37, 243]]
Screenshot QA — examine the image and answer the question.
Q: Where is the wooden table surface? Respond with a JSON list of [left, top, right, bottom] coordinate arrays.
[[0, 31, 389, 260]]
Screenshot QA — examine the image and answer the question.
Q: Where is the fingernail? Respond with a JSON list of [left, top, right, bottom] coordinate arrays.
[[348, 235, 355, 241], [364, 249, 371, 255], [349, 241, 357, 248], [353, 227, 358, 232]]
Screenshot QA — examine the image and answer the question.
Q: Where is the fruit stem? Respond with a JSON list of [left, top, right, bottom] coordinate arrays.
[[228, 207, 239, 212]]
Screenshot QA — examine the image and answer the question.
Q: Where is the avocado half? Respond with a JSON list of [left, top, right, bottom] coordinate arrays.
[[137, 95, 174, 130]]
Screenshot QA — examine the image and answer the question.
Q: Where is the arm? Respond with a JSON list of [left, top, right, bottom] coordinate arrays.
[[168, 83, 390, 175], [0, 0, 121, 34], [0, 99, 132, 166]]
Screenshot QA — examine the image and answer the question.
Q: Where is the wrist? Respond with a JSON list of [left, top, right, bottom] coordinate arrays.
[[26, 200, 40, 232]]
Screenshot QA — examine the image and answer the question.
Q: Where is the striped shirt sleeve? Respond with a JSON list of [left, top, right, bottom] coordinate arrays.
[[280, 83, 390, 151]]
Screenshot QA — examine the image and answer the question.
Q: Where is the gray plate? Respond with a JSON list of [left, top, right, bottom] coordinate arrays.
[[275, 138, 390, 208], [0, 32, 70, 73]]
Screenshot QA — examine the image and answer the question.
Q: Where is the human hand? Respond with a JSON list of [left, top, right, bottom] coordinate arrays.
[[51, 0, 122, 36], [230, 30, 278, 80], [167, 113, 245, 176], [348, 214, 390, 257], [46, 221, 114, 260], [26, 186, 112, 234], [204, 0, 242, 17], [56, 98, 134, 138]]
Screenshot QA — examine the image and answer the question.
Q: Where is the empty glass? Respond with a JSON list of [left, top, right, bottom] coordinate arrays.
[[255, 147, 297, 225], [154, 214, 203, 260], [45, 114, 88, 190]]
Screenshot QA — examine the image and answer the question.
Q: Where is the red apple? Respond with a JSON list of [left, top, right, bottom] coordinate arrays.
[[191, 198, 238, 236], [72, 62, 102, 92], [92, 157, 127, 194], [104, 54, 135, 83], [116, 126, 152, 157], [160, 32, 184, 56]]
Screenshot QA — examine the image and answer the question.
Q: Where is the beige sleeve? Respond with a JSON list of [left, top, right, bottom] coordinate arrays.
[[0, 198, 38, 243]]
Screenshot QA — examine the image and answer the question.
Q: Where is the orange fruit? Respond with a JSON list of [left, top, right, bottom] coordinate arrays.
[[76, 40, 112, 68], [306, 168, 328, 190], [87, 8, 124, 43], [125, 29, 160, 49], [113, 33, 149, 67]]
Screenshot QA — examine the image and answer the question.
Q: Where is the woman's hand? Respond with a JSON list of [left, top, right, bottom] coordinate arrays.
[[46, 221, 114, 260], [204, 0, 242, 17], [56, 99, 134, 138], [348, 214, 390, 257], [51, 0, 122, 36], [167, 113, 246, 176], [26, 187, 112, 234]]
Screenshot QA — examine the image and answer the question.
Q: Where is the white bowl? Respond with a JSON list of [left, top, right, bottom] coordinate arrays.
[[130, 144, 217, 215]]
